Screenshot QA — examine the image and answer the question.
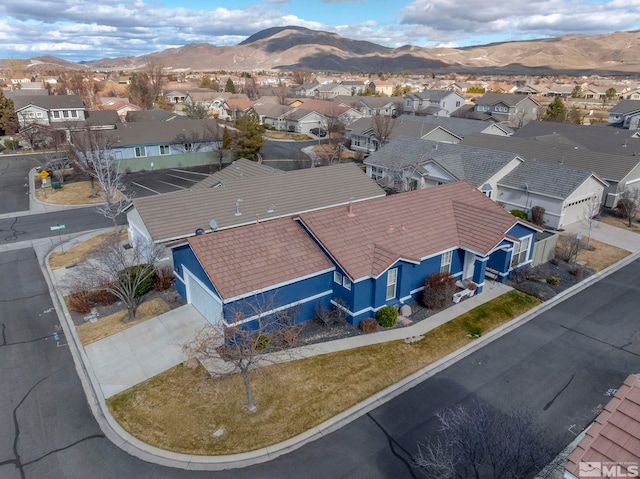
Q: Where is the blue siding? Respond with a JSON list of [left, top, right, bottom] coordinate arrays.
[[172, 244, 220, 298]]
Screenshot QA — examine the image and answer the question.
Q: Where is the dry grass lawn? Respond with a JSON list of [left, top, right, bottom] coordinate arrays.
[[575, 237, 630, 271], [49, 230, 128, 269], [75, 298, 171, 345], [598, 214, 640, 233], [35, 180, 125, 206], [107, 290, 539, 455], [263, 131, 311, 141]]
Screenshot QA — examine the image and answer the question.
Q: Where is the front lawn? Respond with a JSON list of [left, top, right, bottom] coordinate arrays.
[[107, 290, 539, 455]]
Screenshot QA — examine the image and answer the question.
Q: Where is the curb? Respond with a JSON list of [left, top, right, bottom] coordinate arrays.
[[42, 235, 640, 471]]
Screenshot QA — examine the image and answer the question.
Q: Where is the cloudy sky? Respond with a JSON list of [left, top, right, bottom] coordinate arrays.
[[1, 0, 638, 62]]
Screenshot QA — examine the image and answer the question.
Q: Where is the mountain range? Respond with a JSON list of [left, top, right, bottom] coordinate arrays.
[[7, 26, 640, 75]]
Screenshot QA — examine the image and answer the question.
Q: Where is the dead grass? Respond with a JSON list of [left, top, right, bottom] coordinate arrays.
[[107, 290, 539, 455], [598, 214, 640, 233], [576, 237, 630, 271], [35, 180, 125, 205], [75, 298, 171, 345], [49, 229, 128, 269], [263, 131, 311, 141]]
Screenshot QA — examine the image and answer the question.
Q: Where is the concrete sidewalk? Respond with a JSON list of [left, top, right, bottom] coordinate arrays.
[[564, 220, 640, 252]]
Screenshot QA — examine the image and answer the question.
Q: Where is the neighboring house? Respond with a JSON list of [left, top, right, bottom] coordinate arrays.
[[364, 136, 607, 229], [368, 80, 394, 96], [225, 98, 256, 121], [297, 98, 364, 125], [261, 104, 296, 130], [473, 93, 539, 128], [608, 99, 640, 129], [170, 181, 541, 327], [564, 374, 640, 479], [340, 80, 368, 95], [398, 115, 513, 138], [13, 94, 87, 128], [125, 109, 184, 122], [291, 83, 320, 97], [462, 133, 640, 208], [183, 91, 248, 120], [282, 108, 326, 134], [315, 83, 351, 100], [404, 90, 465, 117], [624, 88, 640, 100], [127, 161, 385, 251], [513, 120, 640, 157], [71, 118, 225, 171], [351, 96, 404, 117], [544, 84, 575, 98], [99, 98, 141, 121], [164, 90, 189, 104], [346, 117, 461, 154]]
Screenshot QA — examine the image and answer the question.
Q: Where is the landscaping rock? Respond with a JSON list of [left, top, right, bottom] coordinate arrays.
[[400, 304, 412, 316]]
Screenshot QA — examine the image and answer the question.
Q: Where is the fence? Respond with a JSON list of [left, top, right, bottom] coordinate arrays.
[[532, 231, 559, 266]]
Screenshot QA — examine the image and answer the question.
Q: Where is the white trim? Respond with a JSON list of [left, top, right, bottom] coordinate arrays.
[[227, 290, 332, 326], [410, 286, 425, 295], [223, 267, 335, 303]]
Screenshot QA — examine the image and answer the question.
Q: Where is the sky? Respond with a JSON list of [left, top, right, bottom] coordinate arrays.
[[1, 0, 639, 62]]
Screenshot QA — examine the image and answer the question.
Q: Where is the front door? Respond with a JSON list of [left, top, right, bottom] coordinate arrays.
[[463, 251, 475, 281]]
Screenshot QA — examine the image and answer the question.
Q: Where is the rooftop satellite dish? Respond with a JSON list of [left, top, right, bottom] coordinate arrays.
[[209, 219, 218, 231]]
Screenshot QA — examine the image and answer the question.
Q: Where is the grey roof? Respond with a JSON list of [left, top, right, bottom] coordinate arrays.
[[498, 160, 604, 200], [461, 133, 640, 182], [398, 114, 513, 138], [260, 104, 294, 118], [84, 110, 120, 125], [513, 121, 640, 157], [347, 117, 459, 142], [74, 119, 223, 147], [411, 90, 451, 101], [476, 92, 536, 107], [609, 99, 640, 115], [284, 108, 318, 121], [365, 136, 521, 187], [125, 109, 184, 122], [357, 97, 404, 109], [13, 94, 84, 111], [132, 161, 386, 243], [192, 158, 280, 189]]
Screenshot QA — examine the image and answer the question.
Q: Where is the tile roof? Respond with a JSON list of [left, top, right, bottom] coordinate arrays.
[[365, 136, 520, 187], [188, 217, 333, 300], [462, 133, 640, 183], [136, 162, 385, 243], [514, 120, 640, 157], [297, 181, 521, 280], [191, 158, 280, 189], [498, 160, 605, 199], [565, 374, 640, 478]]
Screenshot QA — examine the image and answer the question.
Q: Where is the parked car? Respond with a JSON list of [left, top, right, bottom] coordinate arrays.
[[310, 127, 327, 137]]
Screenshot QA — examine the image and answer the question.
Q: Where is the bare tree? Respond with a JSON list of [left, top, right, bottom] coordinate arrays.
[[372, 114, 396, 147], [416, 403, 559, 479], [275, 83, 289, 105], [183, 296, 301, 412], [581, 196, 602, 249], [616, 187, 640, 228], [71, 236, 163, 321], [292, 68, 315, 86], [38, 149, 72, 185], [69, 129, 130, 234], [146, 59, 166, 107]]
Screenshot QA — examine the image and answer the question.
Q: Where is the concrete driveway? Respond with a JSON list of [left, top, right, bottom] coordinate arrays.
[[84, 304, 208, 398]]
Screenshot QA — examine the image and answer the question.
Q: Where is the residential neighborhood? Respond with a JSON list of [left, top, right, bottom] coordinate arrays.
[[3, 42, 640, 479]]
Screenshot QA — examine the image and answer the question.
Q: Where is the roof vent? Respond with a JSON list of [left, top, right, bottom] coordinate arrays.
[[347, 202, 355, 217], [209, 219, 218, 231], [267, 203, 275, 213], [195, 228, 205, 235], [235, 198, 243, 216]]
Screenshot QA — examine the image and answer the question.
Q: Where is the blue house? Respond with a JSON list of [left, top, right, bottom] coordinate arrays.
[[171, 181, 540, 327]]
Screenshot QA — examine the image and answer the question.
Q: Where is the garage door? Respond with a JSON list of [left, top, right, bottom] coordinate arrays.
[[185, 268, 223, 325]]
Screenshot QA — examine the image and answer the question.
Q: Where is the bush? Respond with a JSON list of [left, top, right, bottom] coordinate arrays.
[[556, 234, 580, 262], [510, 209, 528, 220], [510, 264, 532, 283], [68, 289, 92, 314], [254, 334, 269, 351], [547, 276, 560, 286], [616, 198, 636, 219], [466, 324, 482, 337], [359, 318, 379, 334], [423, 272, 457, 310], [513, 281, 556, 301], [89, 288, 117, 306], [571, 265, 585, 280], [531, 205, 545, 226], [3, 139, 19, 150], [119, 264, 154, 298], [154, 266, 174, 291], [376, 305, 398, 328]]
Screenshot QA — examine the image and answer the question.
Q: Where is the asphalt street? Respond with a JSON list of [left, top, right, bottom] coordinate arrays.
[[0, 154, 39, 214]]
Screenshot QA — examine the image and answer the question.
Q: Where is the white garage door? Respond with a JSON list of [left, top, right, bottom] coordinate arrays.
[[185, 268, 223, 325]]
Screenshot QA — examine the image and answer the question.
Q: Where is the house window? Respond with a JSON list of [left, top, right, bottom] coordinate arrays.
[[28, 112, 35, 118], [53, 111, 60, 119], [511, 236, 531, 267], [36, 112, 43, 118], [441, 250, 453, 273], [159, 145, 171, 155], [134, 146, 147, 157], [386, 268, 398, 300], [456, 101, 461, 107], [370, 166, 384, 180], [184, 143, 193, 152], [343, 276, 352, 291], [71, 110, 78, 118], [63, 111, 69, 118], [334, 271, 342, 284]]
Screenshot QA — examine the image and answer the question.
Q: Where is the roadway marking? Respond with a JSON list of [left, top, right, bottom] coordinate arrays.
[[170, 169, 210, 176], [166, 174, 200, 183], [130, 181, 161, 195], [157, 180, 188, 190]]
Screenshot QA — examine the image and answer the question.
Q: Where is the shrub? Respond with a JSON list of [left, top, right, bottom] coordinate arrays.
[[547, 276, 560, 286], [571, 265, 585, 280], [423, 272, 457, 310], [3, 139, 19, 150], [278, 326, 301, 346], [89, 288, 117, 306], [531, 205, 545, 226], [359, 318, 379, 334], [466, 325, 482, 337], [556, 234, 580, 262], [616, 197, 636, 220], [154, 266, 174, 291], [68, 289, 92, 314], [376, 305, 398, 328], [119, 264, 154, 298], [510, 209, 528, 220], [254, 334, 269, 351], [510, 264, 532, 283], [467, 282, 478, 291]]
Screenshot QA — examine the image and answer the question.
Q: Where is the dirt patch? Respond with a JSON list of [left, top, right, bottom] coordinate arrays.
[[263, 131, 311, 141], [575, 238, 630, 271], [49, 230, 128, 269], [35, 180, 125, 205]]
